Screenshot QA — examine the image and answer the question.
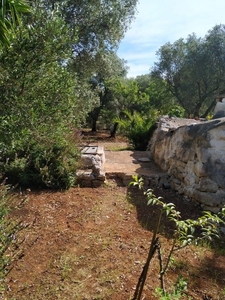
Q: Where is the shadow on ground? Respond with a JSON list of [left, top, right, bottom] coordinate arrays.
[[127, 184, 206, 238]]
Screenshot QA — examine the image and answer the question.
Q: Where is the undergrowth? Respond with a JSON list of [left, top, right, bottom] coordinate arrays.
[[0, 184, 24, 295]]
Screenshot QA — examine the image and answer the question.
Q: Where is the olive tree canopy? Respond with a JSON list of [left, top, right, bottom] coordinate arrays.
[[151, 25, 225, 117]]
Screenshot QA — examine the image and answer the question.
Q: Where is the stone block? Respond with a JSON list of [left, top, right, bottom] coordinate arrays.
[[96, 145, 105, 164], [149, 176, 159, 187], [201, 204, 220, 213], [97, 171, 106, 181], [81, 154, 93, 168], [159, 175, 171, 189], [192, 191, 221, 206], [183, 173, 197, 186], [76, 170, 94, 179], [196, 178, 218, 193], [194, 161, 206, 177], [92, 180, 103, 188], [80, 180, 93, 187]]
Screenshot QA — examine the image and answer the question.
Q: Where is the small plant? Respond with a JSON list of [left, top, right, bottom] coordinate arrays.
[[130, 176, 225, 300], [167, 105, 185, 118], [155, 276, 187, 300]]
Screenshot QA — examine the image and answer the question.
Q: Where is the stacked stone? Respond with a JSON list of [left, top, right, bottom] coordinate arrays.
[[77, 146, 106, 187]]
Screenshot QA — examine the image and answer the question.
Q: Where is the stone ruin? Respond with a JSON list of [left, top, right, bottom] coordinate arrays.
[[76, 146, 106, 187], [148, 116, 225, 213]]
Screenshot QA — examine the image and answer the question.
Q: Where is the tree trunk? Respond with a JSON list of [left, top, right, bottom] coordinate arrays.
[[110, 122, 118, 138], [202, 99, 216, 118], [91, 119, 97, 132]]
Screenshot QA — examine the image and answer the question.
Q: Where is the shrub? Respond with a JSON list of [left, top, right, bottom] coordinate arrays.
[[0, 132, 80, 189], [115, 110, 158, 150], [167, 105, 185, 118]]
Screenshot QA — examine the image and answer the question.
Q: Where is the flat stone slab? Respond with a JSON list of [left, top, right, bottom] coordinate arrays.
[[81, 146, 99, 154], [81, 146, 105, 164], [137, 157, 151, 162], [104, 150, 166, 177]]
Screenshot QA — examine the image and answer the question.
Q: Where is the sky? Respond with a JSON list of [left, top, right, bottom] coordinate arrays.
[[117, 0, 225, 78]]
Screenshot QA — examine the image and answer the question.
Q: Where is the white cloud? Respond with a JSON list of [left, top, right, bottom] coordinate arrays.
[[118, 0, 225, 77]]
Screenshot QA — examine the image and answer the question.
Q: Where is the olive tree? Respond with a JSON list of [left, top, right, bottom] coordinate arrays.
[[151, 25, 225, 117]]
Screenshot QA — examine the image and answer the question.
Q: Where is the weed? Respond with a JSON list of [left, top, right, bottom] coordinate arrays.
[[169, 257, 188, 272], [155, 276, 188, 300]]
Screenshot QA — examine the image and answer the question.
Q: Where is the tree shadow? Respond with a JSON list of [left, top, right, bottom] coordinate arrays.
[[127, 184, 204, 239], [127, 184, 225, 299]]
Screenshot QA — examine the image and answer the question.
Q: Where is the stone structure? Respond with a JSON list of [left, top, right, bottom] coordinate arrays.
[[148, 116, 225, 212], [76, 146, 106, 187], [213, 97, 225, 119]]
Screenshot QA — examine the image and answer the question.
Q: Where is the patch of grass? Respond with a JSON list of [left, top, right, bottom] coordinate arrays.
[[169, 257, 189, 272], [101, 142, 131, 151]]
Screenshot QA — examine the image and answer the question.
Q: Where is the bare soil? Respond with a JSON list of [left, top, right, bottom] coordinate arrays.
[[3, 131, 225, 300]]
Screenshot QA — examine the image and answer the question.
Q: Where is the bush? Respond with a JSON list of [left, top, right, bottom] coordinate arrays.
[[0, 133, 80, 189], [0, 12, 86, 189], [115, 110, 158, 150], [167, 105, 185, 118]]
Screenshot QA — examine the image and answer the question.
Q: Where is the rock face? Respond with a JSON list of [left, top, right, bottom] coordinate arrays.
[[148, 116, 225, 212], [213, 98, 225, 119]]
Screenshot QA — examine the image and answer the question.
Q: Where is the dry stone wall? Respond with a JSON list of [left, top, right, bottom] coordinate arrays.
[[148, 116, 225, 212]]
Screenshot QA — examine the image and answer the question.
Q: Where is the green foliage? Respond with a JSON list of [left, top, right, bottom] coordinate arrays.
[[155, 276, 187, 300], [167, 105, 185, 118], [0, 9, 84, 189], [152, 25, 225, 117], [144, 187, 225, 248], [1, 137, 80, 189], [108, 77, 150, 113], [115, 110, 158, 150], [0, 0, 139, 188], [40, 0, 138, 77], [136, 75, 177, 114], [0, 0, 31, 45]]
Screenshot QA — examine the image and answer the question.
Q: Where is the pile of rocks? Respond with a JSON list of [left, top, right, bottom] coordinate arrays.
[[76, 146, 106, 187]]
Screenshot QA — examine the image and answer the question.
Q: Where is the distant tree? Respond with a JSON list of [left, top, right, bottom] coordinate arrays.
[[103, 77, 152, 138], [87, 53, 128, 132], [151, 25, 225, 117], [107, 77, 150, 114], [135, 74, 152, 92], [136, 75, 176, 114]]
